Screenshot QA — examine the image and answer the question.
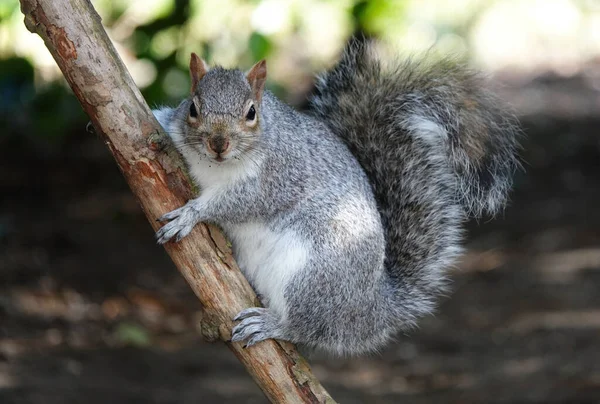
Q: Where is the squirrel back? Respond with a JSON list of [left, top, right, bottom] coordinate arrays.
[[309, 39, 520, 313]]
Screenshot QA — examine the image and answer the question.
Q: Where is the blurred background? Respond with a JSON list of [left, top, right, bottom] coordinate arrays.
[[2, 0, 600, 402]]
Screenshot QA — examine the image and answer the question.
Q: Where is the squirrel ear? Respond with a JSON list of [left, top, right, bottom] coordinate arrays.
[[246, 60, 267, 102], [189, 53, 208, 94]]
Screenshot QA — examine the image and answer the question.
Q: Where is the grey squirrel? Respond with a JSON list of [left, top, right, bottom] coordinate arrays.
[[152, 39, 520, 356]]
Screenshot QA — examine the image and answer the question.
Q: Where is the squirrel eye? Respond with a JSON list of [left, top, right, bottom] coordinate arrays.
[[189, 102, 198, 118], [246, 105, 256, 121]]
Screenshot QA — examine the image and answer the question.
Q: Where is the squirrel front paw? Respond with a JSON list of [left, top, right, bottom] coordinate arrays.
[[156, 203, 201, 244], [231, 307, 282, 348]]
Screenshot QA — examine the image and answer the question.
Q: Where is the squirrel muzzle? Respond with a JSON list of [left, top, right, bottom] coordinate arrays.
[[206, 135, 231, 158]]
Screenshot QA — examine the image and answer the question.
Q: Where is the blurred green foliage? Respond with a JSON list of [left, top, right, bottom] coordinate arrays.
[[114, 322, 152, 347], [1, 0, 596, 146]]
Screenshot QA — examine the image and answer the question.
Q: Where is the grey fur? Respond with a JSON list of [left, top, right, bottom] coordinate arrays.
[[153, 40, 520, 356]]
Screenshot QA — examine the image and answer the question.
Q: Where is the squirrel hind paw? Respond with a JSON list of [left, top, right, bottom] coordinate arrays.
[[231, 308, 282, 347]]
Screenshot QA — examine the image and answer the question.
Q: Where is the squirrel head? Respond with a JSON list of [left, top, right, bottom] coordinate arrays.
[[177, 53, 267, 163]]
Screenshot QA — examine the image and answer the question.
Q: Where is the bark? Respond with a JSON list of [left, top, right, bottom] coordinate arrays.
[[19, 0, 334, 402]]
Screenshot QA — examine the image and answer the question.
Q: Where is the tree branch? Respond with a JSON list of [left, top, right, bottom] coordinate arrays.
[[19, 0, 334, 402]]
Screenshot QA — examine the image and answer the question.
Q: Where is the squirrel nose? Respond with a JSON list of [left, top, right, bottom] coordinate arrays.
[[208, 136, 230, 154]]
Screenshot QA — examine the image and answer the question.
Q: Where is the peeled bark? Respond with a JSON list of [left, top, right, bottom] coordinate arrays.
[[19, 0, 334, 402]]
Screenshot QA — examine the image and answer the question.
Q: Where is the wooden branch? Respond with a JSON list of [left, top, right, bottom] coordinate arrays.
[[19, 0, 334, 402]]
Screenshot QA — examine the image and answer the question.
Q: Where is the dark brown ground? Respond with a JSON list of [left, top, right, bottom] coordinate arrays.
[[1, 76, 600, 403]]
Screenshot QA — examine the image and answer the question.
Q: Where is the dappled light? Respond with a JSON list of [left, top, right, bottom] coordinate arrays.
[[2, 0, 600, 402]]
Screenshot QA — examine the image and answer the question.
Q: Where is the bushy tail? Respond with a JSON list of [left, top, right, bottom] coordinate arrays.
[[309, 39, 520, 319], [310, 39, 520, 218]]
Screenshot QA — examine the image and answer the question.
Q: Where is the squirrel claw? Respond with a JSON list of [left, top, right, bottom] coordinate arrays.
[[155, 203, 200, 244], [158, 208, 182, 222], [233, 307, 266, 321], [231, 307, 279, 346], [243, 334, 266, 348], [155, 220, 194, 244]]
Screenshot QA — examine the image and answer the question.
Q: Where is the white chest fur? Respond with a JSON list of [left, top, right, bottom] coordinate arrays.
[[224, 221, 310, 319], [186, 157, 257, 191]]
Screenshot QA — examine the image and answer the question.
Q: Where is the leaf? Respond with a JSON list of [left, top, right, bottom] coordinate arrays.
[[249, 32, 272, 61], [114, 322, 152, 347]]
